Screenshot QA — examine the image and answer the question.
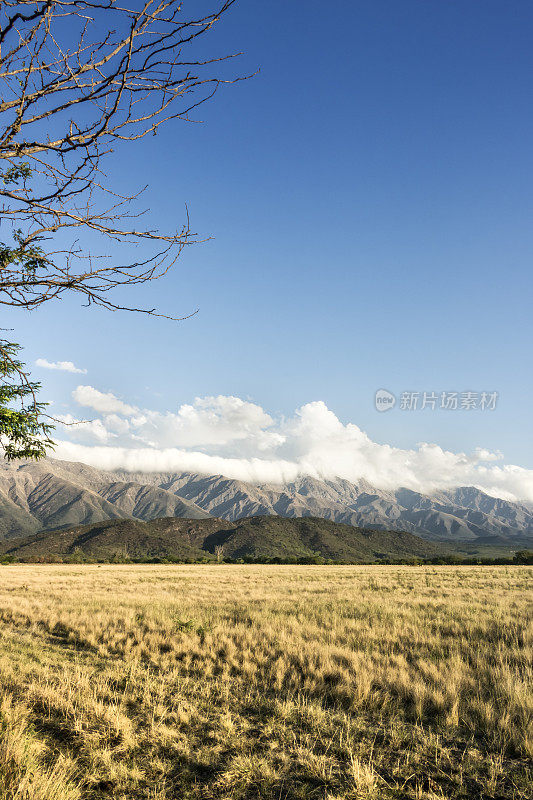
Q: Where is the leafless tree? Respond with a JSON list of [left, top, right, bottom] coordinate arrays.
[[0, 0, 247, 459], [0, 0, 245, 317]]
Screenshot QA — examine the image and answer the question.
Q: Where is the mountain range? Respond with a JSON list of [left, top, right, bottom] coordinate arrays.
[[0, 458, 532, 551]]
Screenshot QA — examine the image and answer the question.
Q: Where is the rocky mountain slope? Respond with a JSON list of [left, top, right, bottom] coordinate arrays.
[[121, 470, 533, 544], [0, 458, 532, 545], [0, 460, 209, 540], [0, 515, 447, 563]]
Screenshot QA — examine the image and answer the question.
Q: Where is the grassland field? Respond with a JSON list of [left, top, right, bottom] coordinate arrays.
[[0, 564, 531, 800]]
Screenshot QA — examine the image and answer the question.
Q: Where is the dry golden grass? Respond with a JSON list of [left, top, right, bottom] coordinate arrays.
[[0, 564, 531, 799]]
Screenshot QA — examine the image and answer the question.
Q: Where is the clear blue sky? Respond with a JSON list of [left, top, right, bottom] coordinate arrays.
[[5, 0, 533, 468]]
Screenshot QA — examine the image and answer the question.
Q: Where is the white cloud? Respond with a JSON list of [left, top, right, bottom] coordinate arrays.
[[72, 385, 137, 416], [54, 441, 300, 484], [36, 358, 87, 374], [55, 414, 116, 443], [103, 414, 131, 435], [53, 391, 533, 504], [68, 390, 282, 451]]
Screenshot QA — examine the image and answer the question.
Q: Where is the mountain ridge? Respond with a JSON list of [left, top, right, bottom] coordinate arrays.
[[0, 458, 531, 546], [0, 514, 449, 563]]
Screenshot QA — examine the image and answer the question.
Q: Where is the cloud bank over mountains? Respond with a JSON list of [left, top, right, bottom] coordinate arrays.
[[53, 387, 533, 503]]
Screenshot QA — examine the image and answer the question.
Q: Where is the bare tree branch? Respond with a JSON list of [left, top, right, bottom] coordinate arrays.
[[0, 0, 248, 316]]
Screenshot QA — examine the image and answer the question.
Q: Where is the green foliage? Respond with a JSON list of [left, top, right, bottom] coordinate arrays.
[[0, 339, 54, 460], [0, 165, 50, 286], [0, 163, 54, 461], [514, 550, 533, 565], [0, 229, 49, 277], [1, 163, 31, 185]]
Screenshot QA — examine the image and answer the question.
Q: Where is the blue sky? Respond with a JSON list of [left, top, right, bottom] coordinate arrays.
[[5, 0, 533, 485]]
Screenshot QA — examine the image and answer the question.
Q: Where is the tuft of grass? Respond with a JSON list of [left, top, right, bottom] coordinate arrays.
[[0, 695, 80, 800]]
